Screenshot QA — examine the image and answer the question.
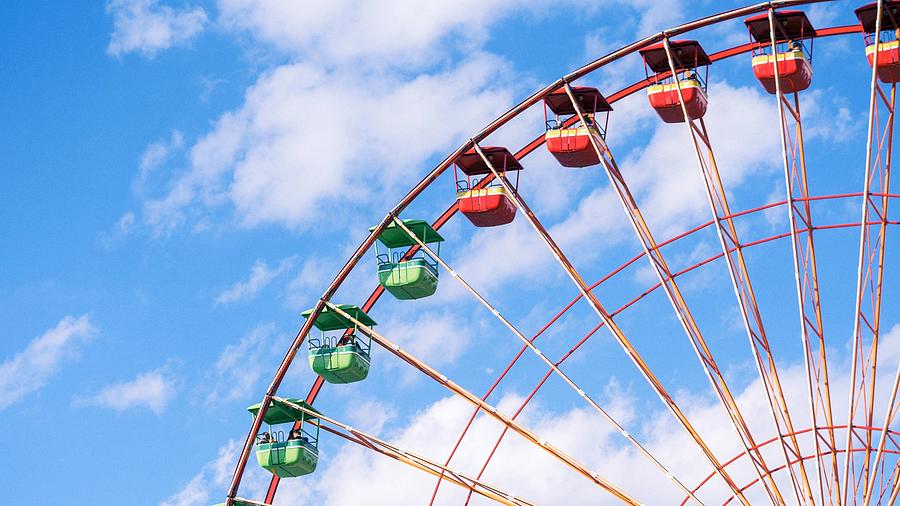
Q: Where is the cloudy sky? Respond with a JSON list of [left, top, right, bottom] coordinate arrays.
[[2, 0, 899, 504]]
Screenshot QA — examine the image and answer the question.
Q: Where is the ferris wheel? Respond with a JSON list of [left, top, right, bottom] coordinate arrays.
[[218, 0, 900, 504]]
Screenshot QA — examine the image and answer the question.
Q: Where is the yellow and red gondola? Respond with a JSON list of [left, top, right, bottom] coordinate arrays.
[[639, 40, 710, 123], [543, 87, 611, 168], [856, 1, 900, 83], [454, 146, 523, 228], [745, 10, 816, 94]]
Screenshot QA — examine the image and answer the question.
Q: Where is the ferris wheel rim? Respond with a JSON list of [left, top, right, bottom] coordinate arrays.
[[220, 1, 900, 504]]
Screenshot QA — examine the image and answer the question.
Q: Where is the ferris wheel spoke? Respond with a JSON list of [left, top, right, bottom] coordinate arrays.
[[864, 367, 900, 504], [561, 77, 790, 505], [660, 30, 816, 504], [387, 217, 703, 503], [763, 8, 840, 505], [844, 1, 897, 503], [464, 218, 829, 505], [461, 323, 606, 504], [323, 302, 642, 505], [469, 141, 751, 504]]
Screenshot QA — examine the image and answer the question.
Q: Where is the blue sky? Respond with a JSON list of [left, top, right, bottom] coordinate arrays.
[[2, 0, 899, 504]]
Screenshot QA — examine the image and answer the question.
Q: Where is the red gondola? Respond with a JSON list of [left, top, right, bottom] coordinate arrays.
[[639, 40, 710, 123], [454, 146, 523, 228], [745, 11, 816, 94], [543, 87, 612, 168], [856, 2, 900, 83]]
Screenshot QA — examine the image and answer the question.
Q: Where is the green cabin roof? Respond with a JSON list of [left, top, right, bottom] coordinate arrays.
[[247, 397, 320, 424], [370, 219, 444, 248], [301, 304, 376, 331]]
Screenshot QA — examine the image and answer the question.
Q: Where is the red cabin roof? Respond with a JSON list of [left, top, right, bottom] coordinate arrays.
[[855, 1, 900, 33], [544, 86, 612, 116], [455, 146, 523, 176], [639, 40, 711, 73], [745, 10, 816, 43]]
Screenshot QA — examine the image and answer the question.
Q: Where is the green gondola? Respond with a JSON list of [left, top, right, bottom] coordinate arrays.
[[247, 398, 321, 478], [255, 439, 318, 478], [370, 219, 444, 300], [301, 304, 376, 384]]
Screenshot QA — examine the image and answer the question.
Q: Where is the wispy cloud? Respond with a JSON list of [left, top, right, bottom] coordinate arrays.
[[97, 211, 137, 249], [283, 257, 331, 310], [139, 130, 184, 181], [383, 311, 472, 384], [140, 55, 516, 234], [201, 323, 282, 406], [160, 439, 271, 506], [75, 365, 177, 415], [107, 0, 207, 58], [0, 315, 96, 410], [215, 257, 296, 305]]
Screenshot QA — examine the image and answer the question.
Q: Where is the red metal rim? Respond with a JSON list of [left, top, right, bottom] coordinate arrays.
[[220, 2, 889, 504]]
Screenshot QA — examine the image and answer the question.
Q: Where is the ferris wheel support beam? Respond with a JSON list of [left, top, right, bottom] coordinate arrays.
[[884, 438, 900, 504], [843, 1, 897, 503], [389, 217, 702, 503], [269, 397, 536, 506], [562, 78, 791, 506], [471, 142, 750, 504], [764, 9, 840, 505], [324, 302, 642, 505], [661, 35, 814, 506], [865, 365, 900, 504]]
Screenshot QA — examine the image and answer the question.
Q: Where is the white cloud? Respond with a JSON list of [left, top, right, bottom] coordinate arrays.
[[141, 55, 516, 234], [107, 0, 207, 58], [626, 0, 688, 36], [160, 439, 270, 506], [450, 218, 556, 296], [216, 257, 296, 305], [274, 391, 691, 505], [98, 211, 138, 248], [801, 89, 866, 144], [283, 258, 330, 310], [136, 0, 700, 238], [217, 0, 567, 69], [77, 365, 177, 415], [345, 399, 398, 435], [202, 323, 281, 405], [383, 311, 472, 383], [140, 130, 184, 180], [0, 315, 96, 410]]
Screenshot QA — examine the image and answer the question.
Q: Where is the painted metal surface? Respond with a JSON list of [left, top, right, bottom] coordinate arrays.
[[223, 1, 900, 504]]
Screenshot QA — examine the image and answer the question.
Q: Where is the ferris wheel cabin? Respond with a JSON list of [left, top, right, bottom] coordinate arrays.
[[639, 40, 710, 123], [543, 86, 611, 167], [302, 304, 376, 384], [856, 1, 900, 83], [454, 146, 523, 227], [371, 219, 444, 300], [248, 398, 321, 478], [745, 10, 816, 94]]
